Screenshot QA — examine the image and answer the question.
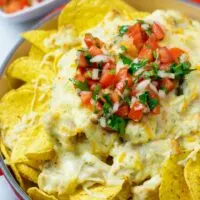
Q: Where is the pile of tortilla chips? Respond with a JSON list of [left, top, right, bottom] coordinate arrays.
[[0, 0, 199, 199]]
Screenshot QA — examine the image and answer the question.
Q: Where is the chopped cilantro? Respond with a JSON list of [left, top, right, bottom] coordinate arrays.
[[69, 78, 89, 91], [119, 25, 129, 37], [139, 91, 159, 110], [103, 93, 112, 105], [85, 53, 92, 63], [152, 62, 159, 70], [92, 85, 101, 101], [103, 102, 112, 114], [170, 61, 193, 79], [128, 59, 148, 74], [87, 71, 92, 78], [139, 91, 148, 105], [145, 28, 152, 36], [107, 115, 127, 134], [119, 54, 132, 65], [137, 19, 145, 24], [160, 86, 167, 93], [153, 51, 158, 60], [109, 69, 116, 75], [120, 54, 148, 75], [148, 98, 159, 110], [120, 45, 128, 52]]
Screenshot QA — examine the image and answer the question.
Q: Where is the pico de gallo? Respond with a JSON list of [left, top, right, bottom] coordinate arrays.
[[0, 0, 43, 13], [71, 20, 193, 134]]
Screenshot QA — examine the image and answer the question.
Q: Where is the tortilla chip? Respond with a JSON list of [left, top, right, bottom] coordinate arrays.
[[29, 45, 45, 60], [17, 164, 39, 184], [0, 142, 25, 189], [159, 153, 192, 200], [22, 30, 56, 53], [184, 152, 200, 200], [11, 125, 54, 164], [6, 57, 55, 83], [58, 0, 148, 33], [69, 184, 122, 200], [0, 84, 50, 130], [28, 187, 57, 200]]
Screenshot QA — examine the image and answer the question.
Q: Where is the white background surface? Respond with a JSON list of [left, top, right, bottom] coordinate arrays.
[[0, 17, 38, 200]]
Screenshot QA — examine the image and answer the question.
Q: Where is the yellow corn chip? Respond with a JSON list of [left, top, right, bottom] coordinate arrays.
[[159, 153, 192, 200], [28, 187, 57, 200], [17, 164, 39, 184], [58, 0, 148, 33], [184, 152, 200, 200], [29, 45, 45, 60], [22, 30, 56, 53], [11, 125, 54, 164], [0, 142, 25, 190], [0, 84, 50, 130], [69, 184, 122, 200], [7, 57, 55, 83]]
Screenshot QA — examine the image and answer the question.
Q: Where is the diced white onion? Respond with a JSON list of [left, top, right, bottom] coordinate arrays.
[[133, 58, 139, 64], [149, 83, 158, 94], [158, 70, 175, 79], [134, 103, 143, 111], [90, 55, 109, 63], [158, 90, 166, 98], [179, 53, 188, 63], [152, 81, 158, 87], [92, 69, 100, 80], [136, 79, 151, 91], [143, 106, 150, 113], [99, 117, 106, 128], [135, 67, 145, 76], [131, 97, 137, 106], [141, 23, 150, 30], [113, 103, 120, 113]]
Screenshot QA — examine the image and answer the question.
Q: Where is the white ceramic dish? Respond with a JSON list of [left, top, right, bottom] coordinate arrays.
[[0, 0, 67, 23]]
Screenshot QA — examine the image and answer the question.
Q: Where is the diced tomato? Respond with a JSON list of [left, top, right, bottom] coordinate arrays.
[[84, 33, 95, 48], [80, 91, 92, 104], [131, 85, 138, 96], [79, 54, 88, 68], [4, 0, 29, 13], [74, 74, 85, 82], [152, 22, 165, 40], [152, 105, 160, 114], [84, 33, 104, 48], [146, 34, 159, 50], [0, 0, 7, 6], [161, 78, 176, 92], [115, 104, 130, 118], [138, 47, 153, 61], [126, 43, 138, 58], [111, 91, 120, 103], [159, 63, 171, 71], [147, 87, 158, 99], [88, 79, 98, 89], [103, 62, 115, 70], [128, 23, 147, 50], [159, 47, 173, 63], [89, 45, 103, 57], [169, 48, 184, 62], [96, 101, 103, 111], [100, 70, 116, 88], [4, 1, 22, 13], [116, 81, 125, 92], [115, 68, 132, 86], [128, 101, 144, 122]]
